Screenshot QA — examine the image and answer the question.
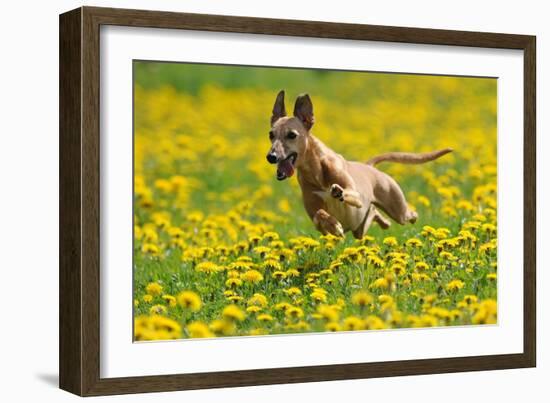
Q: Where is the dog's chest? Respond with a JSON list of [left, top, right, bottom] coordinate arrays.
[[314, 191, 367, 232]]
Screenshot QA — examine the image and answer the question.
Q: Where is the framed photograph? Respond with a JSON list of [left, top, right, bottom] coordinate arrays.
[[59, 6, 536, 396]]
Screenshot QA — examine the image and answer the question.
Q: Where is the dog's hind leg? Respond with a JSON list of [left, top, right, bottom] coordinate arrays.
[[352, 206, 390, 239], [373, 173, 417, 225], [374, 209, 391, 229]]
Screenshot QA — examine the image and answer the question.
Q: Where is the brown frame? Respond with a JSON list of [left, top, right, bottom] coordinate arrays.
[[59, 6, 536, 396]]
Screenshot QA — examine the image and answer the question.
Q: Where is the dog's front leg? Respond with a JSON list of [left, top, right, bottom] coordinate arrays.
[[320, 158, 363, 208], [301, 189, 345, 237], [313, 209, 345, 237], [330, 184, 362, 208]]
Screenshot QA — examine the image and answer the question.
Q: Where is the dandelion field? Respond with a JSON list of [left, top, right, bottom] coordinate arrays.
[[133, 62, 497, 341]]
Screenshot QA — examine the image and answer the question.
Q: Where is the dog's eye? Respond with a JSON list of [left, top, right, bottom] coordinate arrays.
[[269, 131, 274, 140], [287, 131, 297, 140]]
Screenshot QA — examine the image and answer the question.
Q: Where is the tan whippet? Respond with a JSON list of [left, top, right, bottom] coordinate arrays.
[[266, 90, 452, 239]]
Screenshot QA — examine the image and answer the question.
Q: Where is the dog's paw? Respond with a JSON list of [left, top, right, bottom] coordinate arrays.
[[324, 219, 345, 237], [346, 196, 363, 209], [330, 184, 344, 201], [375, 214, 391, 229], [407, 210, 418, 224], [331, 184, 363, 208], [314, 210, 345, 237]]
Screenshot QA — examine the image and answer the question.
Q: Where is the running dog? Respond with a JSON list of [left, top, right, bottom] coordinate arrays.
[[266, 90, 452, 239]]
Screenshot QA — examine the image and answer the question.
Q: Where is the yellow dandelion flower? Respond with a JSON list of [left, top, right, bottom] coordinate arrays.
[[480, 241, 497, 254], [325, 322, 341, 332], [415, 261, 429, 271], [248, 234, 262, 245], [134, 315, 181, 341], [391, 264, 407, 276], [310, 289, 328, 303], [146, 282, 163, 296], [161, 294, 177, 307], [421, 225, 436, 236], [209, 319, 236, 336], [364, 315, 386, 330], [167, 226, 184, 239], [246, 305, 262, 314], [225, 277, 243, 288], [227, 270, 241, 278], [343, 316, 365, 331], [367, 255, 385, 268], [285, 306, 304, 319], [195, 261, 221, 274], [253, 246, 271, 257], [142, 243, 160, 256], [149, 304, 167, 315], [412, 272, 431, 282], [370, 277, 389, 290], [272, 271, 287, 280], [177, 291, 202, 312], [284, 287, 302, 297], [249, 328, 268, 336], [227, 295, 244, 303], [463, 295, 478, 305], [456, 199, 474, 211], [230, 260, 252, 271], [319, 269, 333, 276], [248, 293, 268, 307], [241, 270, 264, 283], [263, 231, 279, 241], [463, 221, 482, 231], [351, 291, 373, 307], [439, 251, 456, 260], [134, 225, 143, 240], [417, 195, 431, 207], [472, 299, 497, 324], [378, 294, 395, 311], [329, 261, 344, 271], [274, 302, 292, 312], [406, 238, 423, 248], [262, 259, 282, 271], [427, 307, 451, 320], [435, 228, 451, 238], [222, 304, 246, 321], [142, 227, 159, 243], [270, 240, 285, 249], [285, 268, 300, 277], [257, 313, 274, 322], [446, 279, 465, 292], [285, 320, 310, 331], [187, 321, 215, 338], [316, 305, 340, 322]]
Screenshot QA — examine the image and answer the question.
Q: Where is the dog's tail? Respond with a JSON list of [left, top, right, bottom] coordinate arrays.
[[366, 148, 453, 166]]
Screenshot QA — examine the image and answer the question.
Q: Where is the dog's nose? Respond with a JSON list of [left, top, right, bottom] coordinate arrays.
[[266, 152, 278, 164]]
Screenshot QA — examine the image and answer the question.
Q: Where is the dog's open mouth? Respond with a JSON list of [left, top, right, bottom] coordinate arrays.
[[276, 152, 297, 181]]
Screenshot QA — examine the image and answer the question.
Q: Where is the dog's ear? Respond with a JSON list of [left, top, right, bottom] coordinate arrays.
[[271, 90, 287, 126], [293, 94, 314, 130]]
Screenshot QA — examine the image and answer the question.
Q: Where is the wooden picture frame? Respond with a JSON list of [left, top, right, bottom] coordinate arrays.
[[59, 6, 536, 396]]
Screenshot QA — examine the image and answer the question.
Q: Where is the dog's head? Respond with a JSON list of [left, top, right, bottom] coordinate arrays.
[[266, 90, 315, 181]]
